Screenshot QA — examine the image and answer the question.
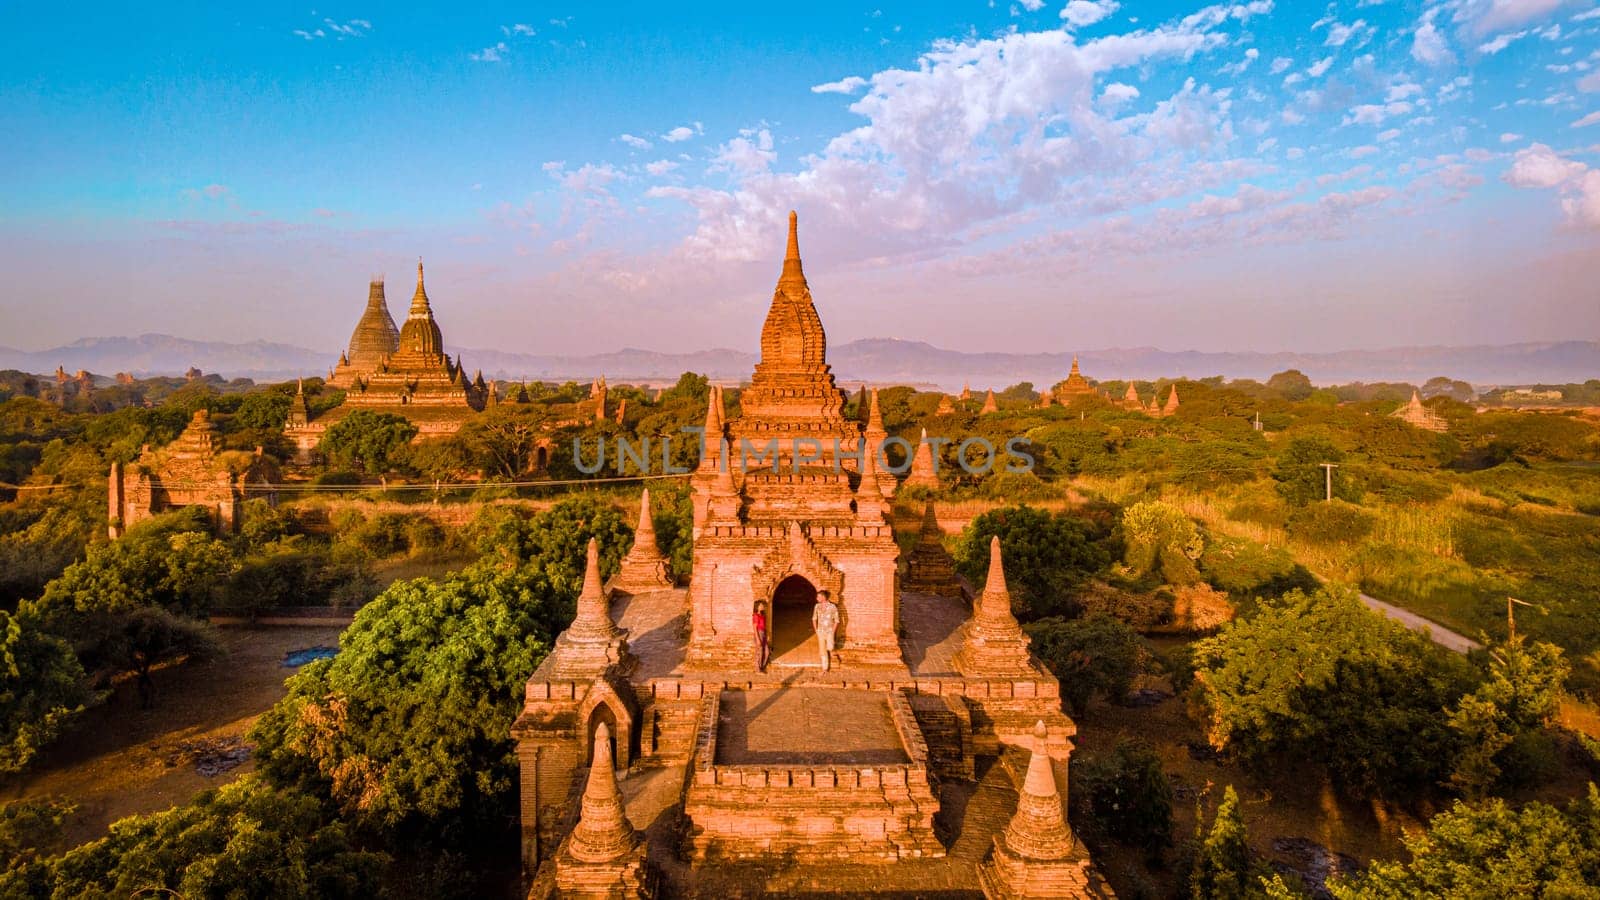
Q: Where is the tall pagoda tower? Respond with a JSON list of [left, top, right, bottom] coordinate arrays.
[[329, 279, 400, 388], [687, 212, 903, 670]]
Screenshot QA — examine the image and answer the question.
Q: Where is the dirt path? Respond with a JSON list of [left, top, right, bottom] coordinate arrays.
[[2, 625, 346, 849], [1356, 592, 1483, 654]]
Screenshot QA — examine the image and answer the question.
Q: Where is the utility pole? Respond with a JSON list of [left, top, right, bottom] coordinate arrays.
[[1507, 596, 1534, 643], [1319, 462, 1339, 502]]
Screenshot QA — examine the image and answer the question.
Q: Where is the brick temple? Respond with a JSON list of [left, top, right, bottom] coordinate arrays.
[[285, 261, 490, 458], [513, 213, 1111, 898]]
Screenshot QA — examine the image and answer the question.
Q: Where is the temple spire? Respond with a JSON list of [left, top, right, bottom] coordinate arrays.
[[954, 536, 1036, 677], [411, 257, 432, 315], [567, 538, 621, 643], [778, 209, 806, 287], [855, 443, 886, 524]]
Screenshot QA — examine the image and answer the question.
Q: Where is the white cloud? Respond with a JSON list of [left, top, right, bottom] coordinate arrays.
[[1501, 132, 1523, 142], [1257, 137, 1278, 153], [1269, 56, 1292, 74], [1325, 19, 1374, 47], [813, 76, 869, 94], [1378, 128, 1402, 141], [1344, 101, 1413, 125], [1349, 145, 1380, 158], [1286, 146, 1306, 159], [1283, 72, 1305, 85], [1505, 143, 1600, 226], [1505, 142, 1586, 187], [470, 42, 508, 62], [1581, 72, 1600, 92], [1386, 81, 1424, 101], [1573, 111, 1600, 127], [619, 134, 651, 150], [1061, 0, 1120, 27], [1455, 0, 1573, 38], [1564, 170, 1600, 226], [1574, 8, 1600, 22], [1412, 10, 1456, 66], [710, 128, 776, 177], [1220, 47, 1259, 75], [1100, 82, 1141, 109], [1282, 108, 1306, 124], [645, 160, 680, 176], [1018, 0, 1046, 9], [1308, 56, 1335, 77], [505, 23, 536, 36], [297, 18, 370, 40], [663, 126, 698, 142], [648, 10, 1256, 264], [1477, 30, 1529, 53]]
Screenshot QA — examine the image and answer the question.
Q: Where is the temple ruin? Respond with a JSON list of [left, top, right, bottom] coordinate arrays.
[[512, 212, 1109, 898]]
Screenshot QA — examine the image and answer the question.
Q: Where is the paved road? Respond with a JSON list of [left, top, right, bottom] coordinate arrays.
[[1357, 592, 1483, 654]]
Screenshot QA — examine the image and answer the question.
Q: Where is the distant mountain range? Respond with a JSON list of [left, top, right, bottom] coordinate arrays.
[[3, 333, 1596, 390]]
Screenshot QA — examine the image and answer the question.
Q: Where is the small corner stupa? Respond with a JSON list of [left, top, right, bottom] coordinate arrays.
[[608, 489, 674, 594], [953, 537, 1037, 678], [935, 394, 956, 416], [554, 721, 656, 898], [981, 389, 999, 415], [549, 538, 633, 677], [978, 721, 1108, 898]]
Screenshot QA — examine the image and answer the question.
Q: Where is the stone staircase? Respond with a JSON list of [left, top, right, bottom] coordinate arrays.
[[946, 752, 1024, 862], [910, 693, 974, 782], [637, 696, 703, 767]]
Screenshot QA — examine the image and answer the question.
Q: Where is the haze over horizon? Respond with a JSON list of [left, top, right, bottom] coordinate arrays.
[[3, 1, 1599, 357]]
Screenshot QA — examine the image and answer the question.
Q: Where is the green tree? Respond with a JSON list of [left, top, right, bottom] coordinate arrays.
[[954, 505, 1112, 620], [1271, 435, 1354, 506], [1072, 739, 1173, 852], [0, 611, 95, 775], [473, 496, 632, 596], [27, 512, 232, 676], [234, 390, 294, 430], [1025, 615, 1142, 717], [1421, 376, 1474, 403], [249, 561, 562, 837], [1448, 633, 1569, 798], [1, 778, 385, 899], [1266, 370, 1314, 401], [1192, 786, 1253, 900], [455, 405, 551, 478], [1120, 500, 1203, 585], [0, 798, 73, 870], [319, 410, 418, 473], [1190, 587, 1477, 802], [1331, 787, 1600, 899]]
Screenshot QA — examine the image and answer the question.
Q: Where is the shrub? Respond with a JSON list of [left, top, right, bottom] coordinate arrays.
[[1026, 615, 1143, 716], [1072, 739, 1173, 852], [1286, 500, 1376, 544]]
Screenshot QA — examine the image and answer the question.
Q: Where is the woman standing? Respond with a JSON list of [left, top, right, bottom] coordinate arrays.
[[752, 601, 771, 673]]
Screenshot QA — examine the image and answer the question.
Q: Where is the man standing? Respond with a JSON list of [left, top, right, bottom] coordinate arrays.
[[812, 590, 839, 672], [753, 601, 770, 673]]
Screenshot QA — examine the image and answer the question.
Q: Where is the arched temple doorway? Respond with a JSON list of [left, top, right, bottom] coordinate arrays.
[[769, 574, 819, 667], [585, 704, 618, 767]]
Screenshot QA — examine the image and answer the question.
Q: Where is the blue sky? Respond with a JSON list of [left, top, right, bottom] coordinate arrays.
[[1, 1, 1598, 356]]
